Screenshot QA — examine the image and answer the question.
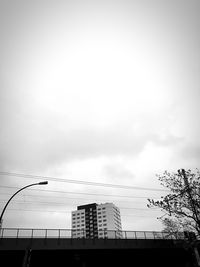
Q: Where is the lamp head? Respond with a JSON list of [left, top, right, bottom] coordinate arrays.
[[38, 181, 48, 185]]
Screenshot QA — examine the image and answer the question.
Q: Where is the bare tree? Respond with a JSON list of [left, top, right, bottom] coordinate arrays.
[[147, 169, 200, 236]]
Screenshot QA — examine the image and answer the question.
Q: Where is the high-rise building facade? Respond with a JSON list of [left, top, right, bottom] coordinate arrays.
[[71, 203, 122, 238]]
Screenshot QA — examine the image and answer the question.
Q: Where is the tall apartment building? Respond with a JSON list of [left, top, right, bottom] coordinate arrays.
[[71, 203, 122, 238]]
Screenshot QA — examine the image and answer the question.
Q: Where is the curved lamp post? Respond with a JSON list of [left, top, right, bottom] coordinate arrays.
[[0, 181, 48, 228]]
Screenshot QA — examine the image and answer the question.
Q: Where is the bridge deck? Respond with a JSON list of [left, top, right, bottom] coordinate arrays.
[[0, 229, 197, 267], [0, 237, 187, 250]]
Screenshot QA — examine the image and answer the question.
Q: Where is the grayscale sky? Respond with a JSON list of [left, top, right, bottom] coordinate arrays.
[[0, 0, 200, 231]]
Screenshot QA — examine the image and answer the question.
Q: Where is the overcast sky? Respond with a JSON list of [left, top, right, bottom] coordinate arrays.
[[0, 0, 200, 232]]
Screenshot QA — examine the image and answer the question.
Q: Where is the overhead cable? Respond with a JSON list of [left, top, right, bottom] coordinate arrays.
[[0, 171, 168, 192]]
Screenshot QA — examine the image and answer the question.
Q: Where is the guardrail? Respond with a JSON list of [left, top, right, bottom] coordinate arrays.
[[0, 228, 188, 240]]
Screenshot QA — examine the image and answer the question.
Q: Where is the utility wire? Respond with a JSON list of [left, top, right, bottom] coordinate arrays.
[[0, 171, 168, 192], [5, 208, 157, 217], [0, 192, 147, 205], [0, 185, 158, 199], [6, 208, 72, 214], [0, 199, 157, 211]]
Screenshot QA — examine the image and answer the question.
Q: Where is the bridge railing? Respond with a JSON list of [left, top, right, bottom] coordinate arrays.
[[0, 228, 188, 240]]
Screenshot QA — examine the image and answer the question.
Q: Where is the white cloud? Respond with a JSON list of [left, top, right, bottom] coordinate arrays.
[[0, 0, 200, 231]]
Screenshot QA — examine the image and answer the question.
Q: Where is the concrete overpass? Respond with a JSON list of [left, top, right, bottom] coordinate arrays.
[[0, 228, 198, 267]]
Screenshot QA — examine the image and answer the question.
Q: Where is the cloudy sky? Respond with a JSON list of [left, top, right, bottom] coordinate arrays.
[[0, 0, 200, 232]]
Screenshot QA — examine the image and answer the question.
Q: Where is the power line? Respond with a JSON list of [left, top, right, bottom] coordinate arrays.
[[0, 192, 147, 205], [0, 185, 157, 199], [0, 199, 157, 211], [6, 208, 71, 214], [0, 171, 168, 192], [5, 208, 157, 217]]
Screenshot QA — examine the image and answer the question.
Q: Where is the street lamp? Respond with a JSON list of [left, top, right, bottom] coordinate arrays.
[[0, 181, 48, 228]]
